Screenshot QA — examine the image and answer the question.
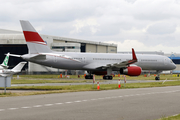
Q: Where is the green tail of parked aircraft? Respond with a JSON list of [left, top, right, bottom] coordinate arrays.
[[0, 62, 26, 77], [0, 53, 10, 69]]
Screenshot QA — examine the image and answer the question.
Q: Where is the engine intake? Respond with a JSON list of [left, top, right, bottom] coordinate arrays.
[[120, 66, 141, 76]]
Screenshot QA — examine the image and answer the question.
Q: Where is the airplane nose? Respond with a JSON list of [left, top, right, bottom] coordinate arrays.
[[172, 63, 176, 69]]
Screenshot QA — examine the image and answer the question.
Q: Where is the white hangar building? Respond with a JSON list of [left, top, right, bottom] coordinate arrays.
[[0, 29, 117, 74]]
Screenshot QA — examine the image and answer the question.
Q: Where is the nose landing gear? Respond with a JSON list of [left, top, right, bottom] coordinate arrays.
[[155, 76, 160, 80], [155, 71, 161, 80]]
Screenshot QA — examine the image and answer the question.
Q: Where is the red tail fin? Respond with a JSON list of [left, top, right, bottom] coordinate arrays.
[[23, 31, 46, 45], [20, 20, 51, 53]]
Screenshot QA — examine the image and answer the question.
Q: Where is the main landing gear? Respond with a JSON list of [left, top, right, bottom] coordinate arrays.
[[103, 75, 113, 80], [85, 74, 113, 80], [85, 75, 93, 79], [85, 68, 113, 80], [103, 68, 113, 80], [155, 71, 161, 80]]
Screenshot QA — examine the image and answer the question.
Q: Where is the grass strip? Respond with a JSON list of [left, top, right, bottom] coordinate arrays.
[[158, 114, 180, 120], [0, 81, 180, 97], [11, 79, 92, 84], [14, 74, 180, 80]]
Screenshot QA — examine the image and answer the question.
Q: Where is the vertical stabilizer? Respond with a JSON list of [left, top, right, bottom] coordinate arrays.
[[20, 20, 52, 54], [12, 62, 26, 72], [1, 53, 10, 68]]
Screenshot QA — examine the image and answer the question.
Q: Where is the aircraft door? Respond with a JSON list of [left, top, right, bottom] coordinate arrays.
[[54, 56, 57, 63], [164, 58, 167, 65], [83, 57, 86, 63]]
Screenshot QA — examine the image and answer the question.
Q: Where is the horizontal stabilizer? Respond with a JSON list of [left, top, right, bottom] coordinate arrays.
[[8, 54, 21, 57], [9, 53, 46, 60], [0, 64, 8, 69], [12, 62, 27, 72]]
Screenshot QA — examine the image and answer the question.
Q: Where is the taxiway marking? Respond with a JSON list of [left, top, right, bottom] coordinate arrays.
[[8, 108, 18, 110]]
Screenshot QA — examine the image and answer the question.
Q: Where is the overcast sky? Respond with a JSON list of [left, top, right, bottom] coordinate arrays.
[[1, 0, 180, 53]]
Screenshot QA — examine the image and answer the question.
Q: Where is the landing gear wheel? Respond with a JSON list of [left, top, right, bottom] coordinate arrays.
[[103, 75, 113, 80], [85, 75, 93, 79], [155, 76, 160, 80]]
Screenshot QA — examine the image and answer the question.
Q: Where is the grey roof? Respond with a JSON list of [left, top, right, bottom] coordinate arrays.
[[0, 29, 22, 34], [118, 51, 164, 55], [0, 29, 117, 47], [52, 36, 117, 46]]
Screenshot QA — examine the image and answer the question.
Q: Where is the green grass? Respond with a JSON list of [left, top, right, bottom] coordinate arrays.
[[0, 74, 178, 97], [158, 114, 180, 120], [14, 74, 83, 79], [114, 74, 180, 80], [14, 74, 180, 81], [1, 80, 180, 97], [11, 79, 89, 84], [9, 81, 180, 91], [11, 74, 180, 85]]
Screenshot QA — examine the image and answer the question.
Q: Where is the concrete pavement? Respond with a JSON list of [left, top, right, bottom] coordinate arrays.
[[0, 86, 180, 120]]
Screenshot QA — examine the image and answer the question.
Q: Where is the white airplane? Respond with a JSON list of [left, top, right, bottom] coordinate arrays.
[[0, 62, 26, 77], [0, 53, 10, 70], [9, 20, 176, 80]]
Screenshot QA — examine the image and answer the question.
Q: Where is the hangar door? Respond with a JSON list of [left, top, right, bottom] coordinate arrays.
[[0, 44, 28, 70], [97, 45, 106, 53]]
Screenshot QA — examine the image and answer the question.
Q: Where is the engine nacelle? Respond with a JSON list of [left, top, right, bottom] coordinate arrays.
[[120, 66, 142, 76]]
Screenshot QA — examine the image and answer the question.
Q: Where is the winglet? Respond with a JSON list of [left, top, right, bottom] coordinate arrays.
[[132, 48, 137, 61], [126, 48, 138, 65]]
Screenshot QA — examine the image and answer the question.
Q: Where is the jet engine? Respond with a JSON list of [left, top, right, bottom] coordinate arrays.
[[120, 66, 142, 76]]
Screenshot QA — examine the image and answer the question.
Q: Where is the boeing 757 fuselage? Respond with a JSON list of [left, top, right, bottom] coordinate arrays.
[[10, 20, 176, 80]]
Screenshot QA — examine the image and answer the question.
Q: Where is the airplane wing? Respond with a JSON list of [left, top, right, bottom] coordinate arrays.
[[107, 51, 137, 67], [83, 48, 138, 70], [105, 48, 137, 68], [83, 62, 107, 70]]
